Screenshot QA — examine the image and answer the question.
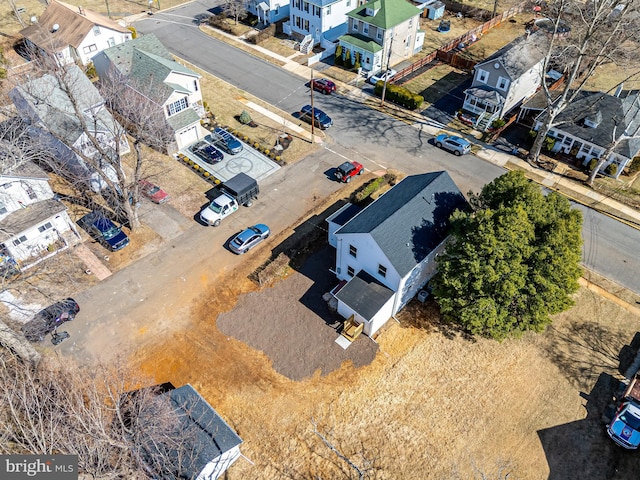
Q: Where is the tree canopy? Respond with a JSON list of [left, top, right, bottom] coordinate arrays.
[[433, 171, 583, 340]]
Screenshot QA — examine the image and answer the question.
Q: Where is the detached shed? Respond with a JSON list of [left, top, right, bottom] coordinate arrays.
[[418, 0, 445, 19]]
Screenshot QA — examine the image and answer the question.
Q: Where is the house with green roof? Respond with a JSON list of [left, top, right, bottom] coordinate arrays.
[[338, 0, 423, 75], [93, 34, 204, 152]]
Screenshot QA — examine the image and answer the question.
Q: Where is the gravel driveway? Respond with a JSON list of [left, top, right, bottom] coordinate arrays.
[[217, 245, 378, 381]]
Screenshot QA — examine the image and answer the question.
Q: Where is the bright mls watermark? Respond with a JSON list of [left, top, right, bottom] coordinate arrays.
[[1, 455, 77, 479]]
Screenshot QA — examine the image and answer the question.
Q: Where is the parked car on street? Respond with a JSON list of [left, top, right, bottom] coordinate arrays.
[[22, 298, 79, 342], [190, 141, 224, 163], [210, 127, 243, 155], [229, 224, 270, 254], [310, 78, 337, 94], [368, 69, 397, 85], [138, 179, 169, 204], [299, 105, 333, 129], [434, 134, 472, 156], [83, 211, 129, 251], [334, 161, 364, 183]]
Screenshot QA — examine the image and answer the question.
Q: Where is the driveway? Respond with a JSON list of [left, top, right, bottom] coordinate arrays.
[[216, 244, 378, 381]]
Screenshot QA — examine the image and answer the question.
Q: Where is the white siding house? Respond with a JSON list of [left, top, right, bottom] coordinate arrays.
[[93, 34, 205, 152], [328, 171, 468, 337], [20, 0, 131, 66], [286, 0, 353, 47], [246, 0, 290, 25], [9, 65, 130, 192], [0, 163, 78, 268], [462, 31, 547, 131]]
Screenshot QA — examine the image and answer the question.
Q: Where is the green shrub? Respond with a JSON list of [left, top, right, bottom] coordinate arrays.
[[491, 118, 506, 129], [344, 49, 351, 66], [373, 82, 423, 110], [127, 26, 137, 39], [353, 60, 361, 72], [334, 46, 343, 66], [605, 163, 618, 176], [528, 130, 538, 139], [85, 62, 97, 79], [587, 158, 598, 171], [627, 156, 640, 175], [543, 136, 555, 152], [355, 177, 385, 203], [239, 110, 252, 125]]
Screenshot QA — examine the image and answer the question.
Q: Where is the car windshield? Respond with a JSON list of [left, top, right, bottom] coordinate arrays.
[[209, 202, 223, 214], [620, 409, 640, 430], [103, 226, 121, 240], [148, 186, 160, 195]]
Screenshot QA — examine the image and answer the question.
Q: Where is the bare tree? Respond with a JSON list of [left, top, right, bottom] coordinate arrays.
[[528, 0, 640, 168], [0, 352, 205, 478], [223, 0, 248, 25]]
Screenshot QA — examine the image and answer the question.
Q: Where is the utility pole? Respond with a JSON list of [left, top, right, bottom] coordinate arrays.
[[380, 30, 394, 107], [310, 68, 315, 137]]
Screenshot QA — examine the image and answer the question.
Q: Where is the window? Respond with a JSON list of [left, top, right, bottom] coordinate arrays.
[[353, 20, 360, 32], [327, 5, 331, 14], [13, 235, 27, 246], [562, 136, 571, 145], [363, 24, 369, 35], [497, 76, 509, 91], [409, 18, 413, 27], [23, 184, 36, 200], [303, 1, 309, 12], [406, 34, 411, 48], [107, 37, 116, 47], [304, 19, 309, 31], [347, 266, 355, 277], [378, 264, 387, 277], [377, 30, 383, 40], [93, 25, 101, 36], [275, 6, 279, 14], [0, 202, 6, 215], [83, 44, 97, 54], [166, 97, 188, 116], [38, 222, 52, 233], [477, 69, 489, 83], [294, 0, 300, 8], [347, 0, 351, 5], [349, 244, 357, 258], [193, 80, 199, 92]]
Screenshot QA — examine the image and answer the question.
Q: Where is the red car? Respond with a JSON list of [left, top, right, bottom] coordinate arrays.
[[310, 78, 337, 95], [334, 161, 364, 183], [139, 179, 169, 204]]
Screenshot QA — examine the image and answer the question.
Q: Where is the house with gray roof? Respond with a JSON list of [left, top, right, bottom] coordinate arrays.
[[20, 0, 132, 66], [338, 0, 424, 74], [462, 31, 548, 131], [327, 171, 468, 337], [534, 90, 640, 178], [92, 34, 204, 152], [139, 384, 243, 480], [0, 162, 79, 270], [9, 64, 130, 192]]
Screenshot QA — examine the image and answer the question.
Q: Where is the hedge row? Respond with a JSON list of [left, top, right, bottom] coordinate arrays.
[[373, 82, 424, 110]]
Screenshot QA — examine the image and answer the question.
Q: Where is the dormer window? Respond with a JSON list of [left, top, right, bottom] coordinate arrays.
[[365, 7, 379, 16], [584, 110, 602, 128]]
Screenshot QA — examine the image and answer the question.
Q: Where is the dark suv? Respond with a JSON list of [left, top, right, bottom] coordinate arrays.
[[299, 105, 333, 129], [84, 211, 129, 251], [22, 298, 79, 342]]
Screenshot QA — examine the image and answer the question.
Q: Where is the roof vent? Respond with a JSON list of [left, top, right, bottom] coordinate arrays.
[[30, 16, 37, 24], [52, 23, 59, 32]]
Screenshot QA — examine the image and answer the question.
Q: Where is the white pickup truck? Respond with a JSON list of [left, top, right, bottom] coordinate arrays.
[[199, 173, 259, 227]]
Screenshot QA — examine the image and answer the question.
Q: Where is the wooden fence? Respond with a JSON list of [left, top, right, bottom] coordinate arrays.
[[394, 4, 525, 83]]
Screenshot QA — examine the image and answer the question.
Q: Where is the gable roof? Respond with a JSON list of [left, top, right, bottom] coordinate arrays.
[[477, 31, 548, 80], [0, 162, 49, 181], [160, 384, 242, 477], [100, 34, 200, 104], [552, 91, 640, 159], [10, 65, 121, 146], [0, 199, 66, 242], [347, 0, 421, 30], [20, 0, 130, 52], [336, 171, 468, 277]]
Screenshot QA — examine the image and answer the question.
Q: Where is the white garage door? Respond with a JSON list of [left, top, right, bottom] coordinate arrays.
[[178, 126, 199, 149]]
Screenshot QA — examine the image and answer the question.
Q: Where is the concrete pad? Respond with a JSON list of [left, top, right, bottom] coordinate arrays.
[[73, 244, 112, 280], [335, 334, 352, 350], [183, 138, 280, 183]]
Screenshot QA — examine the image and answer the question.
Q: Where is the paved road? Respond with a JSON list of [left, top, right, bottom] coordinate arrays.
[[133, 2, 640, 295]]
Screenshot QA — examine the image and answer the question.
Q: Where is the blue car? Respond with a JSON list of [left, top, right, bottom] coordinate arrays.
[[229, 224, 270, 254], [299, 105, 333, 129], [607, 400, 640, 449], [212, 127, 243, 155], [84, 211, 129, 251]]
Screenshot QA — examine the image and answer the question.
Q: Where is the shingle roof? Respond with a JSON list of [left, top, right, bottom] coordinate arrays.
[[0, 199, 66, 242], [335, 270, 395, 321], [552, 91, 640, 159], [1, 162, 49, 180], [338, 34, 383, 53], [11, 65, 121, 146], [347, 0, 421, 30], [20, 0, 129, 52], [477, 31, 548, 80], [336, 171, 468, 277], [161, 384, 242, 477], [166, 108, 201, 131]]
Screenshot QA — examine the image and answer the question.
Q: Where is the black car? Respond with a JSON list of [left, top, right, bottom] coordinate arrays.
[[190, 141, 224, 163], [299, 105, 333, 129], [22, 298, 80, 342], [83, 211, 129, 251]]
